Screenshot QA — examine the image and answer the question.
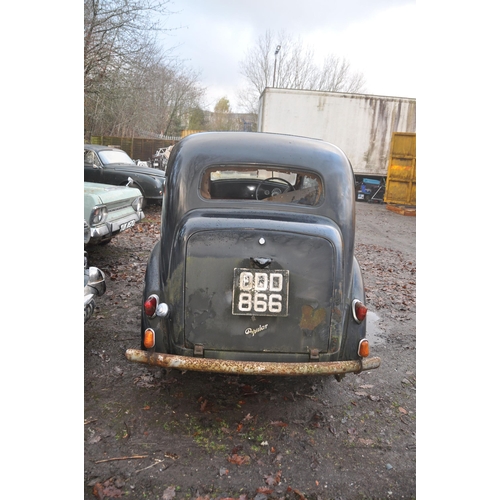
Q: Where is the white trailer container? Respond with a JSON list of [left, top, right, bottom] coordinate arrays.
[[257, 88, 416, 181]]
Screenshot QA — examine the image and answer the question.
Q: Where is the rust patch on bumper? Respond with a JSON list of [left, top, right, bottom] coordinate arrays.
[[125, 349, 381, 376]]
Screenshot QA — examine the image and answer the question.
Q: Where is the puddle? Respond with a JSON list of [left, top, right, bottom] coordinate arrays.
[[365, 311, 385, 345]]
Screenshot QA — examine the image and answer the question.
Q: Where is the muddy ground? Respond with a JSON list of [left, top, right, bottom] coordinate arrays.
[[84, 201, 416, 500]]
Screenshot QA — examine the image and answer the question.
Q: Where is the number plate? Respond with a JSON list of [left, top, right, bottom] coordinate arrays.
[[120, 220, 135, 232], [232, 268, 289, 317]]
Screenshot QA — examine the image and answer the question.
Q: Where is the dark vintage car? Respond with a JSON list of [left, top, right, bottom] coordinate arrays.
[[125, 132, 380, 379], [84, 144, 165, 204]]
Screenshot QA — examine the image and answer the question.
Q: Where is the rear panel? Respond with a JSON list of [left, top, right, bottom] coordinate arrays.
[[184, 227, 337, 357]]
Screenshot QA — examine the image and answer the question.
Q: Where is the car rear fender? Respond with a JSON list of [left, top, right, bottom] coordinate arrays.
[[142, 241, 169, 352], [340, 256, 367, 359]]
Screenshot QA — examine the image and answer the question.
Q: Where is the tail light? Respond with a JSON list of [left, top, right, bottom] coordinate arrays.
[[352, 299, 367, 323], [358, 339, 370, 357], [144, 295, 159, 317], [143, 328, 155, 349], [144, 294, 170, 319]]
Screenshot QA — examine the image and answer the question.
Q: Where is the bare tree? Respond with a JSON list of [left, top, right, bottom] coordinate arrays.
[[84, 0, 170, 95], [238, 29, 366, 113], [84, 0, 205, 139], [315, 54, 366, 93], [147, 62, 205, 137]]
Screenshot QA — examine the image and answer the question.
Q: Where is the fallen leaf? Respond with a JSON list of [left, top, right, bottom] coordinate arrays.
[[93, 479, 122, 499], [399, 407, 408, 415], [228, 454, 250, 465], [287, 487, 306, 500], [264, 470, 282, 486], [162, 486, 176, 500], [264, 474, 276, 486], [358, 438, 374, 446], [257, 487, 273, 494], [270, 421, 288, 427]]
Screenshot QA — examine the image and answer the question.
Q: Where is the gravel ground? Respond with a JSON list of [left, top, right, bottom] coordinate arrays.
[[83, 200, 416, 500]]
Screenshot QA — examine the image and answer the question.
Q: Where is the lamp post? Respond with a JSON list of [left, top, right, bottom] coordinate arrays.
[[272, 45, 281, 87]]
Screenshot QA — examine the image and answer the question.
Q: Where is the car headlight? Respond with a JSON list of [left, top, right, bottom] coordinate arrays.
[[132, 196, 143, 212], [90, 205, 108, 225]]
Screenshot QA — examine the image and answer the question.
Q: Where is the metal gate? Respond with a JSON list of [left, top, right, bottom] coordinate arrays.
[[384, 133, 416, 206]]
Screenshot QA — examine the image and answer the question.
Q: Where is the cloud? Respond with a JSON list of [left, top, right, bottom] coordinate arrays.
[[164, 0, 416, 110]]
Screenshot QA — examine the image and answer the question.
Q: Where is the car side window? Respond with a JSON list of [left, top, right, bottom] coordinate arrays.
[[85, 150, 94, 164], [85, 150, 103, 167]]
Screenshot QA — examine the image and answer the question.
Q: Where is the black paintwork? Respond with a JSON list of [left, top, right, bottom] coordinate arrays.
[[142, 131, 366, 363]]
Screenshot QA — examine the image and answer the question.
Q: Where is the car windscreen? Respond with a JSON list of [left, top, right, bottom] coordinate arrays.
[[98, 150, 136, 166], [201, 165, 324, 206]]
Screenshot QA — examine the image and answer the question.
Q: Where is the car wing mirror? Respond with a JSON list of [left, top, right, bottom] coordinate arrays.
[[126, 177, 135, 187]]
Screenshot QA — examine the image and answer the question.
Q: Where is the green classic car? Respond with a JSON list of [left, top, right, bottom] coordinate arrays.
[[84, 181, 144, 245]]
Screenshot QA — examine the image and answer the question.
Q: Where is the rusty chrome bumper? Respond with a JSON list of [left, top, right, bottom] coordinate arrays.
[[125, 349, 381, 376]]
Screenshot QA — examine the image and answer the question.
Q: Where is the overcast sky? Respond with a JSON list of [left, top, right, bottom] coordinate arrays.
[[159, 0, 416, 112]]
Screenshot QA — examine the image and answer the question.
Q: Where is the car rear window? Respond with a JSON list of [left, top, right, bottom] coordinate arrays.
[[200, 166, 323, 206]]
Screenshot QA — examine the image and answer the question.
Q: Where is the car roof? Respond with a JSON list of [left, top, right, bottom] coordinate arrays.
[[169, 131, 352, 178], [165, 131, 355, 219]]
